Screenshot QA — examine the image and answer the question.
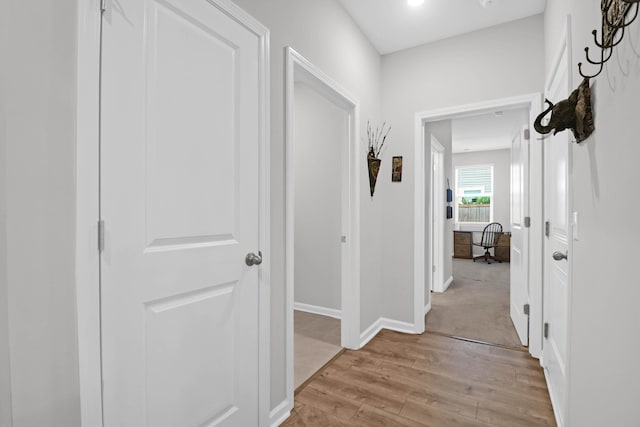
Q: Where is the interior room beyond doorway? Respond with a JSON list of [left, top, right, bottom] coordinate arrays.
[[426, 108, 528, 349]]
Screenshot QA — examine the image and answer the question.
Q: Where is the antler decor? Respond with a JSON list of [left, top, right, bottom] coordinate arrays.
[[535, 0, 640, 143], [534, 79, 594, 143], [579, 0, 640, 79]]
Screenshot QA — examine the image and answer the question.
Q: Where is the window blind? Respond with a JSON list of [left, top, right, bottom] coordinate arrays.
[[456, 166, 493, 194]]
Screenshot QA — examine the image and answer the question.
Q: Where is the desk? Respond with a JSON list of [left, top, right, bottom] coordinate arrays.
[[494, 233, 511, 263], [453, 231, 473, 259]]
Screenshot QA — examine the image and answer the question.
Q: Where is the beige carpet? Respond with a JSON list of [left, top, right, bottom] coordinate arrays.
[[294, 311, 341, 389], [426, 258, 523, 348]]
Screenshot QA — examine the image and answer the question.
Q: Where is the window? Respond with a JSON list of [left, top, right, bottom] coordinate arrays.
[[455, 165, 493, 223]]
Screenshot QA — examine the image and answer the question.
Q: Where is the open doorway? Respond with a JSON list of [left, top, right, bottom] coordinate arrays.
[[284, 48, 361, 405], [428, 109, 528, 348], [291, 81, 344, 388], [415, 94, 543, 357]]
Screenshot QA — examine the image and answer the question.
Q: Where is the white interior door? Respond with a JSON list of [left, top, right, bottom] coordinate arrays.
[[430, 137, 444, 293], [510, 126, 530, 346], [542, 46, 572, 426], [100, 0, 266, 425]]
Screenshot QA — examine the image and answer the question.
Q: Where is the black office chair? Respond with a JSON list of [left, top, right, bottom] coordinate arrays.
[[473, 222, 503, 264]]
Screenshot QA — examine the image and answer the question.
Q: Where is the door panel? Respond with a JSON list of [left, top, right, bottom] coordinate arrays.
[[101, 0, 263, 425], [510, 127, 529, 346], [543, 47, 571, 426]]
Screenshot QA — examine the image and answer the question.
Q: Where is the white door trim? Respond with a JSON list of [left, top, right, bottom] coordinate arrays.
[[413, 93, 543, 356], [430, 137, 445, 294], [74, 1, 271, 425], [284, 46, 361, 417]]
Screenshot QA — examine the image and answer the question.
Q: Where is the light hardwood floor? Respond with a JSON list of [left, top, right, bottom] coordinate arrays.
[[283, 329, 555, 426]]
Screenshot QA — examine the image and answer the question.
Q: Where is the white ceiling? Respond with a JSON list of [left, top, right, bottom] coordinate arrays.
[[338, 0, 546, 54], [452, 108, 528, 154]]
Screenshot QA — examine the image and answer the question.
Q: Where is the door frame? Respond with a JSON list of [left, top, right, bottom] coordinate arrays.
[[74, 1, 271, 425], [430, 137, 446, 295], [413, 93, 543, 358], [284, 46, 361, 414]]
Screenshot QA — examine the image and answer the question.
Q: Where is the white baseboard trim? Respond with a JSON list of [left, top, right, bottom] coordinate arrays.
[[379, 317, 416, 334], [293, 302, 341, 319], [269, 399, 292, 427], [442, 276, 453, 292], [424, 302, 432, 315], [358, 319, 383, 348], [358, 317, 421, 348], [542, 368, 563, 427]]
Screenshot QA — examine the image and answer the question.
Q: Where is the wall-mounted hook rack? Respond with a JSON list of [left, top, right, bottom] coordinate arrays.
[[579, 0, 640, 79]]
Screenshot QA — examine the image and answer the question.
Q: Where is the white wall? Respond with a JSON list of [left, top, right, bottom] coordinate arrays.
[[3, 0, 82, 425], [545, 1, 640, 425], [228, 0, 383, 411], [380, 15, 545, 323], [426, 121, 454, 290], [453, 148, 512, 234], [0, 3, 12, 421], [0, 1, 12, 424], [293, 83, 345, 311]]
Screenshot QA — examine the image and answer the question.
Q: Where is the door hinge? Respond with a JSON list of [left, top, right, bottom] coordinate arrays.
[[432, 265, 436, 273], [524, 304, 530, 315], [545, 221, 550, 237], [100, 0, 107, 13], [524, 129, 530, 140], [544, 322, 550, 339], [524, 216, 531, 228], [98, 220, 105, 252], [341, 235, 346, 243]]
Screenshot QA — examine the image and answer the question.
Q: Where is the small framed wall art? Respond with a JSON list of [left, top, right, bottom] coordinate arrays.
[[392, 156, 403, 182]]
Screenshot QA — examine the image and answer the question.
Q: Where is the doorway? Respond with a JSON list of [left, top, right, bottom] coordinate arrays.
[[284, 47, 361, 409], [414, 94, 543, 357]]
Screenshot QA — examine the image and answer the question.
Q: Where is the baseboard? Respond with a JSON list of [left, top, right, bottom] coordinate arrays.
[[269, 399, 292, 427], [424, 301, 432, 315], [359, 317, 420, 348], [293, 302, 341, 319], [380, 317, 417, 334], [542, 368, 564, 427], [358, 319, 383, 348], [442, 276, 453, 292]]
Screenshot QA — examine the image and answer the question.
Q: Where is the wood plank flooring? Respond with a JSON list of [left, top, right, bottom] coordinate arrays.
[[282, 330, 556, 426]]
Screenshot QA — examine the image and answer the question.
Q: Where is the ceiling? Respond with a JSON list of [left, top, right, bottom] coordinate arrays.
[[338, 0, 546, 54], [452, 108, 528, 154]]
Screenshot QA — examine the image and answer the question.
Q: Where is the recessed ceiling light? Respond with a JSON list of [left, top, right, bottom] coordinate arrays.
[[408, 0, 425, 7], [478, 0, 495, 8], [494, 111, 504, 117]]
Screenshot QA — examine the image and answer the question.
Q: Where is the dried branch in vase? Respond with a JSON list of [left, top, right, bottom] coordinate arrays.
[[366, 121, 391, 159]]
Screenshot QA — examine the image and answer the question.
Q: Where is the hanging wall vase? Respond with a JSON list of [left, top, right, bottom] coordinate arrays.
[[367, 155, 382, 197], [365, 121, 391, 197]]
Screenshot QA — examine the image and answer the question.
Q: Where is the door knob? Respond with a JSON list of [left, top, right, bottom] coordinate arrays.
[[552, 251, 568, 261], [245, 251, 263, 266]]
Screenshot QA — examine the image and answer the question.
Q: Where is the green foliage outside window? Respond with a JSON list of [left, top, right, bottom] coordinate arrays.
[[460, 196, 491, 205]]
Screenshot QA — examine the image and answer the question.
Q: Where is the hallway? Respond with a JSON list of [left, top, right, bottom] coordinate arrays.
[[284, 330, 555, 426]]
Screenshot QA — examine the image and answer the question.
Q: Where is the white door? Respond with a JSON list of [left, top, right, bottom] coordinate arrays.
[[510, 126, 530, 346], [542, 47, 572, 426], [100, 0, 267, 425], [430, 137, 444, 293]]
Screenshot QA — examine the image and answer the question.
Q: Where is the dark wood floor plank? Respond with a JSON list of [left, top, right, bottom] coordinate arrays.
[[282, 331, 556, 427]]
